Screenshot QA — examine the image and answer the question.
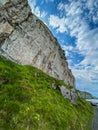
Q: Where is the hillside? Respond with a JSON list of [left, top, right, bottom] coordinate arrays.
[[78, 91, 98, 99], [0, 0, 77, 104], [0, 0, 75, 87], [0, 56, 93, 130]]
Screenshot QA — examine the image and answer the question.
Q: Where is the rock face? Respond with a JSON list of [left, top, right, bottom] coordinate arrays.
[[60, 86, 77, 104], [0, 0, 77, 103]]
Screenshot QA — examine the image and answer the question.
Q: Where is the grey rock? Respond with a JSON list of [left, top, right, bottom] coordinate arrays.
[[0, 22, 13, 42], [59, 86, 77, 104], [0, 0, 9, 5]]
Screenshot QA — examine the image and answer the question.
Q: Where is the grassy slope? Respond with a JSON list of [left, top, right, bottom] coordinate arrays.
[[0, 56, 93, 130]]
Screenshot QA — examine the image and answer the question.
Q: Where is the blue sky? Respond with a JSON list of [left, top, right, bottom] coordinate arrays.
[[28, 0, 98, 97]]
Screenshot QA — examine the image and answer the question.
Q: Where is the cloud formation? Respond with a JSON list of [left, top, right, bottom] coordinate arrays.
[[49, 0, 98, 85], [46, 0, 54, 2], [28, 0, 47, 18], [49, 15, 67, 33]]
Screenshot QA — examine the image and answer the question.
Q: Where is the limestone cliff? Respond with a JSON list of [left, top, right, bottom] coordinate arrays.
[[0, 0, 76, 103]]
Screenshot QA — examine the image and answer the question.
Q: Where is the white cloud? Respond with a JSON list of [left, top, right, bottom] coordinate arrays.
[[28, 0, 47, 18], [76, 28, 98, 64], [65, 1, 82, 16], [28, 0, 36, 13], [62, 45, 75, 57], [62, 45, 75, 52], [34, 6, 41, 17], [46, 0, 54, 2], [84, 0, 98, 24], [72, 65, 98, 83], [49, 15, 67, 33], [95, 66, 98, 71], [57, 2, 65, 11], [41, 11, 47, 18]]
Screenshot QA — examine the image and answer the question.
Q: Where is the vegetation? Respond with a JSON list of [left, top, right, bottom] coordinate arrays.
[[0, 56, 94, 130], [77, 90, 98, 99]]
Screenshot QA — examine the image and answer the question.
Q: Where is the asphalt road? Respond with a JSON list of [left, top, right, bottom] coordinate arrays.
[[92, 106, 98, 130]]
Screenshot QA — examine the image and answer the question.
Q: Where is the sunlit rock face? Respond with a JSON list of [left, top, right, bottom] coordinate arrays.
[[0, 0, 77, 103]]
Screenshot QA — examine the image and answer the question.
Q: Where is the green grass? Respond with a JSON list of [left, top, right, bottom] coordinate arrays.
[[0, 56, 94, 130]]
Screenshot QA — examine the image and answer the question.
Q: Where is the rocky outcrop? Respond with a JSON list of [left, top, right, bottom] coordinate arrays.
[[60, 86, 77, 104], [0, 0, 77, 103]]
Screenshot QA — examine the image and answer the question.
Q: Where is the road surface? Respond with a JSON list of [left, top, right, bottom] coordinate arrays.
[[92, 106, 98, 130]]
